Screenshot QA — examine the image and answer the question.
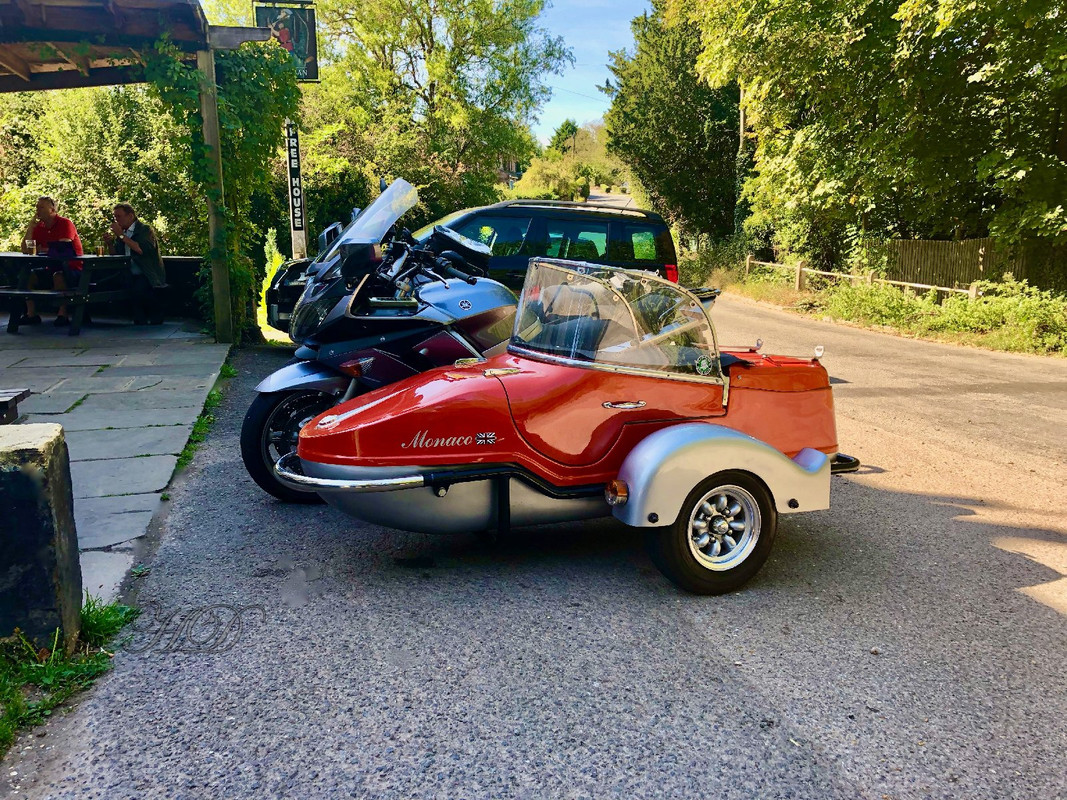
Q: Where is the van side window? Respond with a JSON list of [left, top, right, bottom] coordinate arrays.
[[451, 216, 534, 256], [544, 219, 610, 261], [611, 223, 662, 262]]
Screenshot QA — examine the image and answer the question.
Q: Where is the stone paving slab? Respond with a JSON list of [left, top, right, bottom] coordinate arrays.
[[25, 407, 197, 431], [19, 391, 86, 414], [75, 493, 161, 549], [77, 389, 208, 411], [10, 354, 125, 368], [79, 551, 135, 601], [69, 454, 178, 498], [68, 375, 165, 394], [66, 424, 193, 461], [144, 376, 216, 392], [121, 346, 232, 366], [97, 363, 223, 378], [1, 366, 99, 393]]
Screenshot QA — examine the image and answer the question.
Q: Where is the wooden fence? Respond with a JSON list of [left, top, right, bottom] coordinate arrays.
[[864, 237, 1023, 288], [745, 256, 980, 300]]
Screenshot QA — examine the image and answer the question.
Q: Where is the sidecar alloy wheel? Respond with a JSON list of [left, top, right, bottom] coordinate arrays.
[[647, 470, 777, 595], [240, 390, 337, 504]]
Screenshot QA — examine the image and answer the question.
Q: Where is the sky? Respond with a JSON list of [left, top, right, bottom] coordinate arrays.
[[531, 0, 652, 143]]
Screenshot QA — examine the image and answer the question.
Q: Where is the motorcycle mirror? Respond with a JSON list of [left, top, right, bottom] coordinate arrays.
[[350, 207, 362, 222], [379, 177, 388, 193], [339, 242, 381, 281]]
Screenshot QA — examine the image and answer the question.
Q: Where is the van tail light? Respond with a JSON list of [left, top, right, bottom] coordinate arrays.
[[664, 264, 678, 283]]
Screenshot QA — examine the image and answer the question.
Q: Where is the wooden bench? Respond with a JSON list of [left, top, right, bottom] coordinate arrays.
[[0, 254, 133, 336], [0, 389, 31, 424]]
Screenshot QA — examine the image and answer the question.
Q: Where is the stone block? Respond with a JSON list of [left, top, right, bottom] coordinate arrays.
[[0, 424, 82, 653]]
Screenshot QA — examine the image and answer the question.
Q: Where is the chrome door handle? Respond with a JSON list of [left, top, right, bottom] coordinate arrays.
[[603, 401, 646, 410]]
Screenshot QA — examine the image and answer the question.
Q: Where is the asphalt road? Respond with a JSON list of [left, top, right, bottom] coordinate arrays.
[[4, 297, 1066, 799]]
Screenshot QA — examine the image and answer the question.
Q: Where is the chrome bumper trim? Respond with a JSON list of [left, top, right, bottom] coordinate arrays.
[[274, 453, 427, 493]]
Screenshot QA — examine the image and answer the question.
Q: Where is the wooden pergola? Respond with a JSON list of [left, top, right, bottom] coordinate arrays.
[[0, 0, 271, 342]]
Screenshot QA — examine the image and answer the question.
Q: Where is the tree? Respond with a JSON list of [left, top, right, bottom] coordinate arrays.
[[673, 0, 1067, 271], [603, 1, 739, 241], [548, 118, 579, 153], [312, 0, 572, 223]]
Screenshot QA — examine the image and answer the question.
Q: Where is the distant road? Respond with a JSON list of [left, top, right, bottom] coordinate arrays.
[[586, 190, 637, 209]]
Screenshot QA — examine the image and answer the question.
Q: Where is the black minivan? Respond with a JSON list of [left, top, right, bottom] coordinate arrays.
[[265, 199, 678, 332]]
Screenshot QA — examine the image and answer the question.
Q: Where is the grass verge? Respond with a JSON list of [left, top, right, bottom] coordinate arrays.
[[0, 595, 139, 755], [687, 255, 1067, 356], [176, 388, 222, 471]]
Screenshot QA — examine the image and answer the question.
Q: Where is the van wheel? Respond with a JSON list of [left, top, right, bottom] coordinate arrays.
[[240, 390, 337, 503], [646, 471, 777, 595]]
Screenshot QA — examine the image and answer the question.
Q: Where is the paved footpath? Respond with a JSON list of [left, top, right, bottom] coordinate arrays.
[[1, 316, 229, 600]]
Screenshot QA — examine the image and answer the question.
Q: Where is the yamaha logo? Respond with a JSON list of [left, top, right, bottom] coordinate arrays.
[[458, 299, 473, 311]]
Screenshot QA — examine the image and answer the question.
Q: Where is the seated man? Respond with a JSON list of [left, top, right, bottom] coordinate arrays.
[[106, 203, 166, 325], [19, 196, 83, 327]]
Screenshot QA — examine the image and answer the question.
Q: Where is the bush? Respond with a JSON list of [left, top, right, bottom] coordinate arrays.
[[818, 275, 1067, 354]]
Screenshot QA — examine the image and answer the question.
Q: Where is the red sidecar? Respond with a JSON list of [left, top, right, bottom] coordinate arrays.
[[276, 258, 857, 594]]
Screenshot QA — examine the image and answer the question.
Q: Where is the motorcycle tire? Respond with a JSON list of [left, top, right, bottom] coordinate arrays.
[[240, 390, 338, 504]]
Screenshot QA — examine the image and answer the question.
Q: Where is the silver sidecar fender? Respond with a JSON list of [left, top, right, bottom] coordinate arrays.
[[254, 361, 350, 395], [611, 423, 830, 528], [274, 453, 426, 493]]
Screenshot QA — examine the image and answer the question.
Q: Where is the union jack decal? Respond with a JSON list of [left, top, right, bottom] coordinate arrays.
[[476, 432, 497, 445]]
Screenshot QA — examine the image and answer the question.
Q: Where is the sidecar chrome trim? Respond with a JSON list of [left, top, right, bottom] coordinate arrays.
[[274, 453, 426, 493]]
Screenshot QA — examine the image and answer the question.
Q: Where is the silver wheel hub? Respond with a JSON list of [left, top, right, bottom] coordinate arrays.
[[686, 484, 760, 571]]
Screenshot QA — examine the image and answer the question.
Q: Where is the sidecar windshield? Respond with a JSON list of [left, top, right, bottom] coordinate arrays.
[[511, 259, 722, 380], [318, 179, 419, 262]]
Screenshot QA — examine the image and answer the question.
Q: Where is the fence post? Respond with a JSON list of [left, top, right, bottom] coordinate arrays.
[[968, 281, 979, 301], [794, 261, 805, 291], [744, 254, 752, 279], [866, 271, 874, 285]]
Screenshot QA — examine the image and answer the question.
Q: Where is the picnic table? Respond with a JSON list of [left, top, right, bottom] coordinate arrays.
[[0, 252, 133, 336]]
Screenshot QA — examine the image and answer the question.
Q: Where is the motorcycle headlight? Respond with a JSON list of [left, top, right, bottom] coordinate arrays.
[[289, 282, 340, 342]]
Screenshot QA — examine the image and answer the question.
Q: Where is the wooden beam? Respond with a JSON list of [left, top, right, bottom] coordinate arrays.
[[0, 48, 33, 81], [0, 62, 146, 92], [197, 48, 233, 344], [207, 25, 271, 51], [49, 43, 90, 75]]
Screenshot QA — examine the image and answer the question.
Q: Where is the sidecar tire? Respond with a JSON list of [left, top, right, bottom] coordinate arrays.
[[646, 471, 777, 595], [240, 390, 336, 504]]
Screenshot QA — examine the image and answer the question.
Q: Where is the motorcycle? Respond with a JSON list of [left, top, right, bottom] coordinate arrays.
[[241, 179, 518, 502]]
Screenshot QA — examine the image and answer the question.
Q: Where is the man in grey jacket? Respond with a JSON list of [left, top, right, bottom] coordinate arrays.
[[107, 203, 166, 325]]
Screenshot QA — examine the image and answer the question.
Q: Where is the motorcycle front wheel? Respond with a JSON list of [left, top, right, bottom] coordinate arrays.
[[240, 390, 338, 503]]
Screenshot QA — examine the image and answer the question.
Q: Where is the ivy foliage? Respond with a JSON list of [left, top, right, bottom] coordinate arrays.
[[143, 40, 300, 340]]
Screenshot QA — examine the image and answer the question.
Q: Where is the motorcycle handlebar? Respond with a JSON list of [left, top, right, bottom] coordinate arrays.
[[443, 262, 478, 285]]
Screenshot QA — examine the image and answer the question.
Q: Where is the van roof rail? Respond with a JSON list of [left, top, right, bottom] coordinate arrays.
[[490, 199, 664, 222]]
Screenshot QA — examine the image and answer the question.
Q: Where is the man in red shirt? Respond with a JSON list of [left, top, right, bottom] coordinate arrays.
[[19, 196, 83, 326]]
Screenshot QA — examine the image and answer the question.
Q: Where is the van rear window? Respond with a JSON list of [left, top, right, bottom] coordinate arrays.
[[623, 224, 664, 262]]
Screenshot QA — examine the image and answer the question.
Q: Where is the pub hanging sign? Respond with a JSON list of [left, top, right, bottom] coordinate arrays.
[[254, 3, 319, 82]]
